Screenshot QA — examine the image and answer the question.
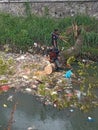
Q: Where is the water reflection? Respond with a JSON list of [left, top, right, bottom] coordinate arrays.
[[0, 90, 98, 130]]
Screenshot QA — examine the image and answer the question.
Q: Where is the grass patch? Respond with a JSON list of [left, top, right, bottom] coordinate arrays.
[[0, 13, 98, 53]]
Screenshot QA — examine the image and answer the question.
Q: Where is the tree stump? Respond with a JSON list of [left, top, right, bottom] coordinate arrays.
[[44, 63, 55, 74]]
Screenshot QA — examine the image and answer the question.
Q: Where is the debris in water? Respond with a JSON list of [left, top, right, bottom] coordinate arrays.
[[7, 95, 13, 102], [87, 116, 95, 122], [69, 109, 74, 112], [27, 125, 37, 130], [25, 88, 32, 92], [3, 104, 7, 108], [28, 127, 33, 130], [53, 104, 57, 107]]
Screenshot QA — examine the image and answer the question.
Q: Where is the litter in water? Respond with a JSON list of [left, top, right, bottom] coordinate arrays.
[[87, 116, 95, 122], [3, 104, 7, 108]]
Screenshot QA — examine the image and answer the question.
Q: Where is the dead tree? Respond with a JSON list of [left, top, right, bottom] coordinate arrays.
[[61, 24, 83, 60]]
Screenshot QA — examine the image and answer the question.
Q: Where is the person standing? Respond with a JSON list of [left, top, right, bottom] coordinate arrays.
[[51, 29, 60, 49], [51, 29, 65, 49]]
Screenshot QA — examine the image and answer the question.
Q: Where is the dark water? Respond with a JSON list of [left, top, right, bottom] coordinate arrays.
[[0, 90, 98, 130]]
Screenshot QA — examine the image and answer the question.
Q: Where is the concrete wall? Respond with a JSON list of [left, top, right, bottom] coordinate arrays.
[[0, 0, 98, 19]]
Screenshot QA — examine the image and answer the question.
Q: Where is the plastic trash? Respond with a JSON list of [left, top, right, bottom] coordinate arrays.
[[25, 88, 32, 92], [51, 91, 57, 95], [22, 75, 29, 79], [7, 95, 13, 102], [53, 103, 57, 108], [87, 116, 95, 122], [34, 42, 38, 47], [69, 109, 74, 112], [16, 55, 25, 60], [3, 104, 7, 108], [75, 90, 81, 100], [28, 127, 33, 130], [0, 85, 10, 92], [27, 125, 37, 130]]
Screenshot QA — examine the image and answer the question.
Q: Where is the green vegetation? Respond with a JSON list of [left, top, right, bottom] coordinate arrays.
[[0, 13, 98, 55], [37, 61, 98, 112], [0, 12, 98, 112], [0, 56, 15, 75]]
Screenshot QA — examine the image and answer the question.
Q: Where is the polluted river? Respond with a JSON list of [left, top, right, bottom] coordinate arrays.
[[0, 52, 98, 130], [0, 89, 98, 130]]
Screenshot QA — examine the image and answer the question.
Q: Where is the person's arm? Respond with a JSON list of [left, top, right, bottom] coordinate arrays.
[[53, 40, 57, 48], [52, 34, 58, 48]]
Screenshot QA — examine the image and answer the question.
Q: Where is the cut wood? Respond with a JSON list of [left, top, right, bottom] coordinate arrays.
[[44, 63, 55, 74]]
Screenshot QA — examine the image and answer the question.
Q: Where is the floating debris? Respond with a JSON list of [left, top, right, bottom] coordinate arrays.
[[53, 103, 57, 108], [3, 104, 7, 108], [25, 88, 32, 92], [27, 125, 38, 130], [27, 127, 33, 130], [87, 116, 95, 122], [69, 109, 74, 112], [7, 95, 13, 102]]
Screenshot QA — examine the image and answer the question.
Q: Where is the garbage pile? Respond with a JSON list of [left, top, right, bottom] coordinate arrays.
[[0, 51, 49, 89], [0, 51, 97, 112]]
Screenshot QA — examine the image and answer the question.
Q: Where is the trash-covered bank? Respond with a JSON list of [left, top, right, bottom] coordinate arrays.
[[0, 51, 98, 112]]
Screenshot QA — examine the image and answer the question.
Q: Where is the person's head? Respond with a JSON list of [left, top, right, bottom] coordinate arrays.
[[54, 29, 59, 35]]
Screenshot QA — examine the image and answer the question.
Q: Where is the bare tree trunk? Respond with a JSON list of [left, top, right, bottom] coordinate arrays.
[[61, 34, 83, 59]]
